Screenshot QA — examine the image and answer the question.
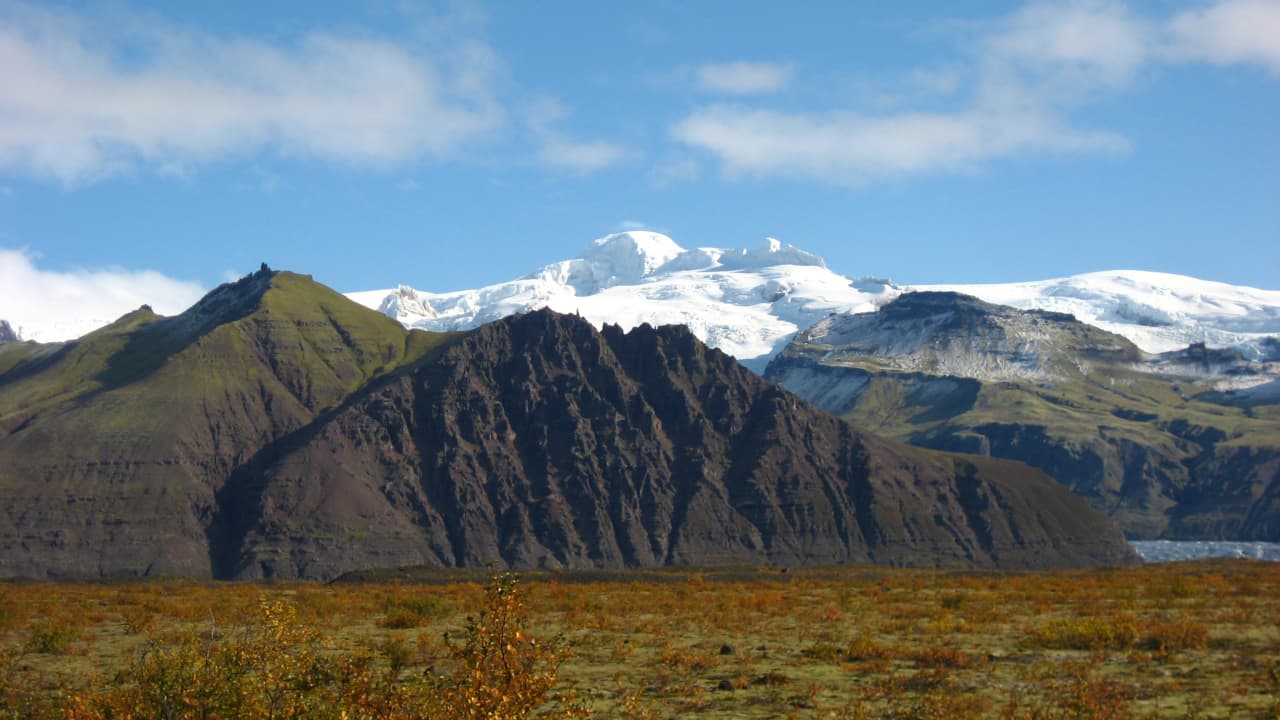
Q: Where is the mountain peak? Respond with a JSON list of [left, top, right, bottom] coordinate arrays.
[[349, 233, 1278, 370], [571, 231, 686, 288], [582, 231, 684, 267], [354, 233, 865, 369], [0, 286, 1136, 578]]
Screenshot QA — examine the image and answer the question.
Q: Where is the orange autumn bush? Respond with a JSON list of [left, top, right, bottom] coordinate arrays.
[[61, 572, 580, 720]]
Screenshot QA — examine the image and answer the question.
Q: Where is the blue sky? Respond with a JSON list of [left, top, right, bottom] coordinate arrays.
[[0, 0, 1277, 332]]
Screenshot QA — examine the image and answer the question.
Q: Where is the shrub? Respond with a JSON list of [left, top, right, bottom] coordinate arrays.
[[1029, 616, 1140, 651], [434, 571, 587, 720], [1142, 617, 1209, 655], [61, 573, 586, 720], [22, 617, 81, 654], [914, 646, 971, 669], [380, 594, 451, 629]]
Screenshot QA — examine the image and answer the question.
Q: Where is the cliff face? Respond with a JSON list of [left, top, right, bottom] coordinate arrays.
[[767, 292, 1280, 541], [0, 274, 1137, 580]]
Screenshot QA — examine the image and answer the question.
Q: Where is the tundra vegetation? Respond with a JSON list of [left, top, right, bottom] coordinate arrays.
[[0, 561, 1277, 719]]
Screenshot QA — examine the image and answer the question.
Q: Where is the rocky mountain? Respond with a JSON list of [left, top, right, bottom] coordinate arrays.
[[0, 270, 1136, 580], [348, 232, 1280, 370], [766, 292, 1280, 541]]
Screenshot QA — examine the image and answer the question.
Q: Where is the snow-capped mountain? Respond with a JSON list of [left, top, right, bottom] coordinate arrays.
[[348, 232, 898, 370], [349, 231, 1280, 370], [922, 271, 1280, 359]]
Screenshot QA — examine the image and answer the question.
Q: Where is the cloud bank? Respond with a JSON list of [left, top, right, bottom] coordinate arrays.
[[0, 248, 206, 342], [1167, 0, 1280, 74], [675, 0, 1280, 185], [673, 106, 1126, 183], [0, 4, 502, 184]]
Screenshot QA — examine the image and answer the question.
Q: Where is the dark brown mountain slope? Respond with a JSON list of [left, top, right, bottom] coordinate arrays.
[[221, 310, 1137, 579], [0, 272, 1137, 580]]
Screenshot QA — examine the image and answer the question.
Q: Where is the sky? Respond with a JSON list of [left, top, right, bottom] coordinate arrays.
[[0, 0, 1277, 338]]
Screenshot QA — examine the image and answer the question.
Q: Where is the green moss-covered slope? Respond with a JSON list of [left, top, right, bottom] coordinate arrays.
[[0, 268, 453, 578]]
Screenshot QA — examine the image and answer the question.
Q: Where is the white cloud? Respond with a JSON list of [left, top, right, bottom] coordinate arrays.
[[986, 1, 1151, 88], [0, 248, 207, 342], [696, 61, 795, 94], [673, 106, 1126, 183], [675, 1, 1279, 185], [1168, 0, 1280, 74], [0, 3, 502, 185]]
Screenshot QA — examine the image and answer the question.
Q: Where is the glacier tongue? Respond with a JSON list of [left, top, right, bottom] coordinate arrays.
[[348, 234, 1280, 370]]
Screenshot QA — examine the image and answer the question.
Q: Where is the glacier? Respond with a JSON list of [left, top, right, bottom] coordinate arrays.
[[1131, 541, 1280, 563], [349, 231, 1280, 371], [926, 271, 1280, 360], [347, 232, 890, 371]]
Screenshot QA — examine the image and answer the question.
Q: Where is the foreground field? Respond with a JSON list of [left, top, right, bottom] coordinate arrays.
[[1, 561, 1278, 719]]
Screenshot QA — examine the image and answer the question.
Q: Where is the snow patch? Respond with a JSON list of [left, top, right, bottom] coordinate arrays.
[[377, 286, 437, 324]]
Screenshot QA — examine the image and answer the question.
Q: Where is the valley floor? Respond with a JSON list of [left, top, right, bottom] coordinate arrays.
[[2, 561, 1278, 719]]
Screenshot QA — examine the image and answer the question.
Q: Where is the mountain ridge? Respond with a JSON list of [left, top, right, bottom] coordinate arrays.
[[766, 291, 1280, 541], [0, 270, 1137, 579], [9, 233, 1278, 368], [348, 232, 1280, 370]]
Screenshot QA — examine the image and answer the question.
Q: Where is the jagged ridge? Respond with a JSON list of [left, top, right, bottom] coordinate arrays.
[[0, 273, 1136, 579]]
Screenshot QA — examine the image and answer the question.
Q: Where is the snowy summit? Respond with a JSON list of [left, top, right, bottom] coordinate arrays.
[[349, 232, 1280, 370], [347, 231, 886, 370]]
